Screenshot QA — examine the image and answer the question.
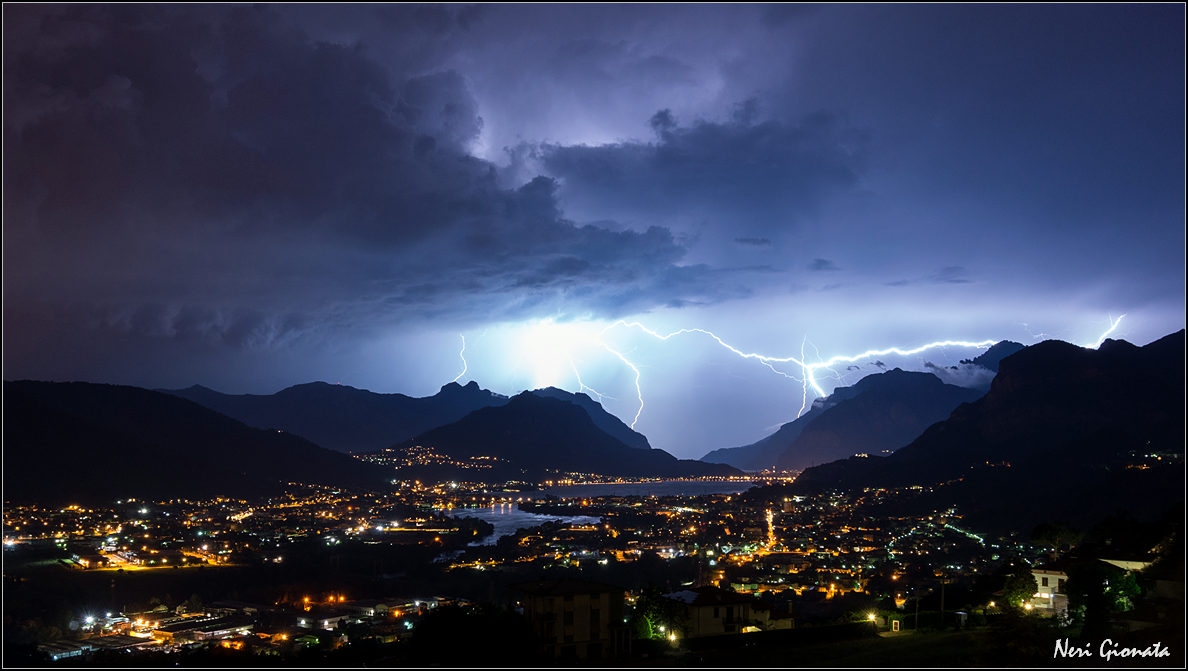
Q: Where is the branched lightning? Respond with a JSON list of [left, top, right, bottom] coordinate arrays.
[[451, 334, 467, 383], [598, 320, 1002, 424], [449, 313, 1130, 435], [597, 315, 1126, 429], [569, 358, 612, 406], [593, 342, 646, 426]]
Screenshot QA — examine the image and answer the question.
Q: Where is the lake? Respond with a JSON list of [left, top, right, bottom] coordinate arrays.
[[446, 479, 757, 545], [446, 503, 602, 545]]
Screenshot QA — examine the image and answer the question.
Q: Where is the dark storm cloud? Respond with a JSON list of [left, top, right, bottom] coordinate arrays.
[[3, 4, 741, 370], [536, 107, 866, 233], [547, 38, 697, 90]]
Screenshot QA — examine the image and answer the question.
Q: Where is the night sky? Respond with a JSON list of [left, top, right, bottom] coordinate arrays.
[[4, 4, 1185, 459]]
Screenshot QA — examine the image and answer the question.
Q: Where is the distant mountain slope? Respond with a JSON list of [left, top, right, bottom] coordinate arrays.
[[700, 408, 823, 473], [529, 386, 651, 449], [961, 340, 1026, 371], [162, 380, 509, 453], [387, 392, 740, 481], [790, 330, 1186, 533], [774, 369, 985, 471], [700, 369, 982, 471], [3, 381, 393, 505]]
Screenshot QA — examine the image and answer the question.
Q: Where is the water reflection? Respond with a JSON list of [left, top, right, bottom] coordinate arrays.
[[447, 502, 600, 546]]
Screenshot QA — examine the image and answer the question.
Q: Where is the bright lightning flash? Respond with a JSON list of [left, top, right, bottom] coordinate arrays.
[[599, 321, 999, 421], [513, 319, 614, 401], [455, 313, 1129, 434], [451, 334, 468, 383], [1086, 314, 1126, 349]]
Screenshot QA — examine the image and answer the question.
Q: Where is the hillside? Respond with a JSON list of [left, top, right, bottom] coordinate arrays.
[[790, 330, 1186, 532], [701, 369, 982, 472], [4, 381, 393, 505]]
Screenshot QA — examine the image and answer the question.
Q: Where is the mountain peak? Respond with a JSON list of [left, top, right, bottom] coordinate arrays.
[[527, 386, 651, 450], [959, 340, 1027, 372], [1097, 337, 1139, 354], [395, 390, 737, 480], [280, 381, 365, 394], [703, 366, 984, 472]]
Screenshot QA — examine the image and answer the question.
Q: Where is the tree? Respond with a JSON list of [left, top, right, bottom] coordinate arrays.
[[1001, 563, 1038, 612], [628, 586, 687, 640], [406, 604, 536, 666], [1066, 560, 1141, 638]]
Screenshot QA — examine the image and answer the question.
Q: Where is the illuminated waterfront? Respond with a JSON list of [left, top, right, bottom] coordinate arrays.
[[540, 479, 755, 499]]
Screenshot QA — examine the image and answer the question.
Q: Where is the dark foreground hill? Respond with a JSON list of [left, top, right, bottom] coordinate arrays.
[[790, 330, 1186, 533], [4, 381, 393, 505], [386, 392, 741, 482]]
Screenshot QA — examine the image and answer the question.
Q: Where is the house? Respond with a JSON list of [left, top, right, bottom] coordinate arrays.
[[1029, 567, 1069, 616], [510, 578, 630, 661], [664, 586, 793, 638]]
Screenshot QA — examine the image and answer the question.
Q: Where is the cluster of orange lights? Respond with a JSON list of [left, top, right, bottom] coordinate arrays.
[[301, 594, 347, 611]]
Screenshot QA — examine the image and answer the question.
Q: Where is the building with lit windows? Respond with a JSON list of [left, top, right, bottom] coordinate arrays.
[[511, 579, 629, 661]]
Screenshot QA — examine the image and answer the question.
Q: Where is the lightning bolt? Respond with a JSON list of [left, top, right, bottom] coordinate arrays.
[[448, 313, 1130, 436], [594, 342, 646, 426], [568, 358, 612, 406], [600, 321, 1000, 424], [597, 314, 1127, 428], [1085, 314, 1125, 349], [451, 334, 468, 383]]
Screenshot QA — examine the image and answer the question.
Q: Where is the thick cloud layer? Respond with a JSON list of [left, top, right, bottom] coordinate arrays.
[[4, 5, 759, 362]]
